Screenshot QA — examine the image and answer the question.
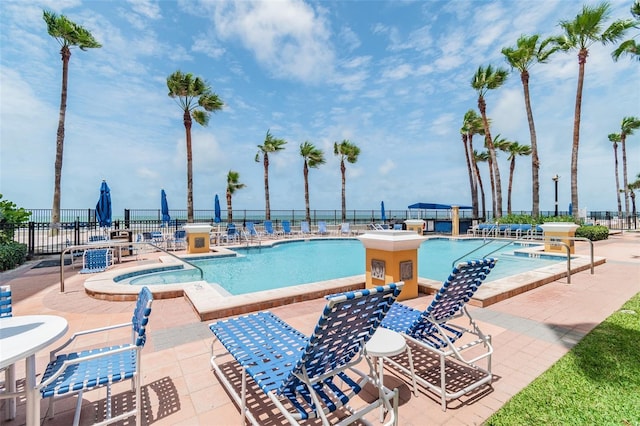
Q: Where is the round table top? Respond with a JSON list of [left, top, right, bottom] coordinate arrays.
[[0, 315, 69, 368], [365, 327, 406, 357]]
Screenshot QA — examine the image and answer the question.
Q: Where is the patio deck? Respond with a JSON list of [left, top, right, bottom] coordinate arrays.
[[1, 232, 639, 425]]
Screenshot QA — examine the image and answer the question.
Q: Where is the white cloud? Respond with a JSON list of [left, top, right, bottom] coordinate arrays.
[[126, 0, 162, 20], [209, 0, 335, 83], [192, 36, 225, 58]]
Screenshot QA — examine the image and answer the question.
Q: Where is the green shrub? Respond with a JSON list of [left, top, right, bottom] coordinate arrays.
[[576, 225, 609, 241], [0, 241, 27, 271], [497, 214, 537, 224], [0, 194, 31, 243]]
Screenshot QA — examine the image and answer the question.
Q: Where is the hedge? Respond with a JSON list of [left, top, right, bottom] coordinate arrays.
[[0, 241, 27, 272]]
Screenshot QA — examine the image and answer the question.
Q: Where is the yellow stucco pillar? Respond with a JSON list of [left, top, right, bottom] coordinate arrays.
[[183, 224, 212, 254], [358, 231, 427, 301], [451, 206, 460, 236], [539, 222, 579, 254]]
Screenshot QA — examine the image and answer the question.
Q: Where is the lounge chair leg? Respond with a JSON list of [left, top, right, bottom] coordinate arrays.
[[136, 358, 142, 426], [406, 345, 417, 396], [73, 390, 83, 426], [241, 368, 247, 426], [440, 353, 446, 411]]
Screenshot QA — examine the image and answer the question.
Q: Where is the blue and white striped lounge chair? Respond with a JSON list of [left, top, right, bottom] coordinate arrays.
[[282, 220, 293, 238], [340, 222, 352, 236], [88, 234, 108, 244], [209, 283, 405, 426], [246, 222, 261, 239], [221, 223, 239, 244], [0, 285, 19, 421], [317, 221, 329, 236], [172, 230, 187, 250], [263, 220, 281, 238], [300, 220, 311, 236], [80, 248, 113, 273], [39, 287, 153, 426], [381, 258, 497, 411]]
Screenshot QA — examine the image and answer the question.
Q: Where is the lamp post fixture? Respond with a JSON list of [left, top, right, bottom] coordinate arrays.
[[552, 174, 559, 217]]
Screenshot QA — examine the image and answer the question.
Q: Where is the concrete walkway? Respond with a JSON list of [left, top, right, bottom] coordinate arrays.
[[1, 232, 639, 425]]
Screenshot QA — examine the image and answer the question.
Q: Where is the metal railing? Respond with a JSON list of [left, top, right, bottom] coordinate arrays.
[[453, 236, 595, 285], [3, 207, 635, 257]]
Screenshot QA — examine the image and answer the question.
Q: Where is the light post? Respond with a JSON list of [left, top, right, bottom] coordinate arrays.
[[552, 174, 559, 217]]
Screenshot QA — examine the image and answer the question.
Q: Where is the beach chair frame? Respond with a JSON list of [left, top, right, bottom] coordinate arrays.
[[381, 258, 497, 410], [210, 283, 404, 426]]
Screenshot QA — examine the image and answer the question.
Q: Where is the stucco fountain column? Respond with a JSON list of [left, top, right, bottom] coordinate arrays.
[[358, 230, 427, 301], [539, 222, 579, 254], [183, 224, 212, 254]]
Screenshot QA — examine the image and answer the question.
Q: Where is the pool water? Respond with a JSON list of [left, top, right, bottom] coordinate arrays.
[[128, 238, 562, 295]]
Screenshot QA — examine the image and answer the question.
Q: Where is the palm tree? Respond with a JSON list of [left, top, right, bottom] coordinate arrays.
[[167, 71, 223, 223], [255, 130, 287, 220], [461, 111, 479, 218], [471, 65, 509, 219], [504, 142, 532, 215], [627, 173, 640, 222], [43, 10, 101, 234], [612, 0, 640, 62], [473, 150, 490, 221], [467, 111, 486, 218], [300, 141, 326, 223], [226, 170, 245, 224], [554, 2, 633, 221], [492, 134, 512, 215], [608, 133, 623, 215], [334, 140, 361, 222], [502, 34, 557, 218], [620, 116, 640, 218]]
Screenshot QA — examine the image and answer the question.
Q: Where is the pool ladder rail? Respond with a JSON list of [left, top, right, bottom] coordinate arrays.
[[453, 236, 594, 285]]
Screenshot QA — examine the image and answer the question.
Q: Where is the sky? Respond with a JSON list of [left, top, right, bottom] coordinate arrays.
[[1, 0, 639, 219]]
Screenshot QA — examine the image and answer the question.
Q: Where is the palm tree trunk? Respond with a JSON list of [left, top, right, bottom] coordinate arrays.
[[571, 49, 587, 222], [51, 46, 71, 235], [621, 134, 630, 218], [183, 110, 194, 223], [304, 162, 310, 223], [478, 96, 502, 219], [508, 158, 516, 214], [264, 154, 270, 220], [468, 136, 479, 219], [340, 160, 346, 222], [521, 71, 540, 217], [613, 143, 622, 215], [462, 134, 478, 218], [226, 191, 233, 223], [486, 154, 496, 218], [476, 163, 487, 221]]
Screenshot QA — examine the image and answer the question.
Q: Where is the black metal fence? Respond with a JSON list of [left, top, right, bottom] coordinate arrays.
[[2, 208, 637, 257]]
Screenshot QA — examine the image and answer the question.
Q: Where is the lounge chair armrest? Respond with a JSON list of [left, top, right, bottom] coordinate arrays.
[[40, 344, 138, 389], [49, 322, 131, 358]]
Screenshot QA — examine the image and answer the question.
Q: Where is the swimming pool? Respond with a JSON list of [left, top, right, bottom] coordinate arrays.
[[126, 238, 563, 295]]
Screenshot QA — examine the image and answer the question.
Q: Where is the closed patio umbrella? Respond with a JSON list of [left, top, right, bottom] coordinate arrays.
[[381, 201, 386, 224], [161, 189, 170, 225], [96, 180, 112, 228], [214, 194, 221, 224]]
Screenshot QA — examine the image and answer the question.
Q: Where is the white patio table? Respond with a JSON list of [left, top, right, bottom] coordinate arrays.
[[0, 315, 68, 426]]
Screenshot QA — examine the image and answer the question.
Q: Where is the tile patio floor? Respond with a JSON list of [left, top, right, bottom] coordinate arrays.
[[1, 232, 639, 425]]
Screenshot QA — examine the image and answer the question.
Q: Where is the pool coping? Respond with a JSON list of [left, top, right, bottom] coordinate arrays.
[[83, 237, 607, 320]]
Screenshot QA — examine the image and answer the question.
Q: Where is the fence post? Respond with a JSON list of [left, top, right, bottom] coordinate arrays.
[[28, 222, 35, 257], [74, 218, 80, 245]]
